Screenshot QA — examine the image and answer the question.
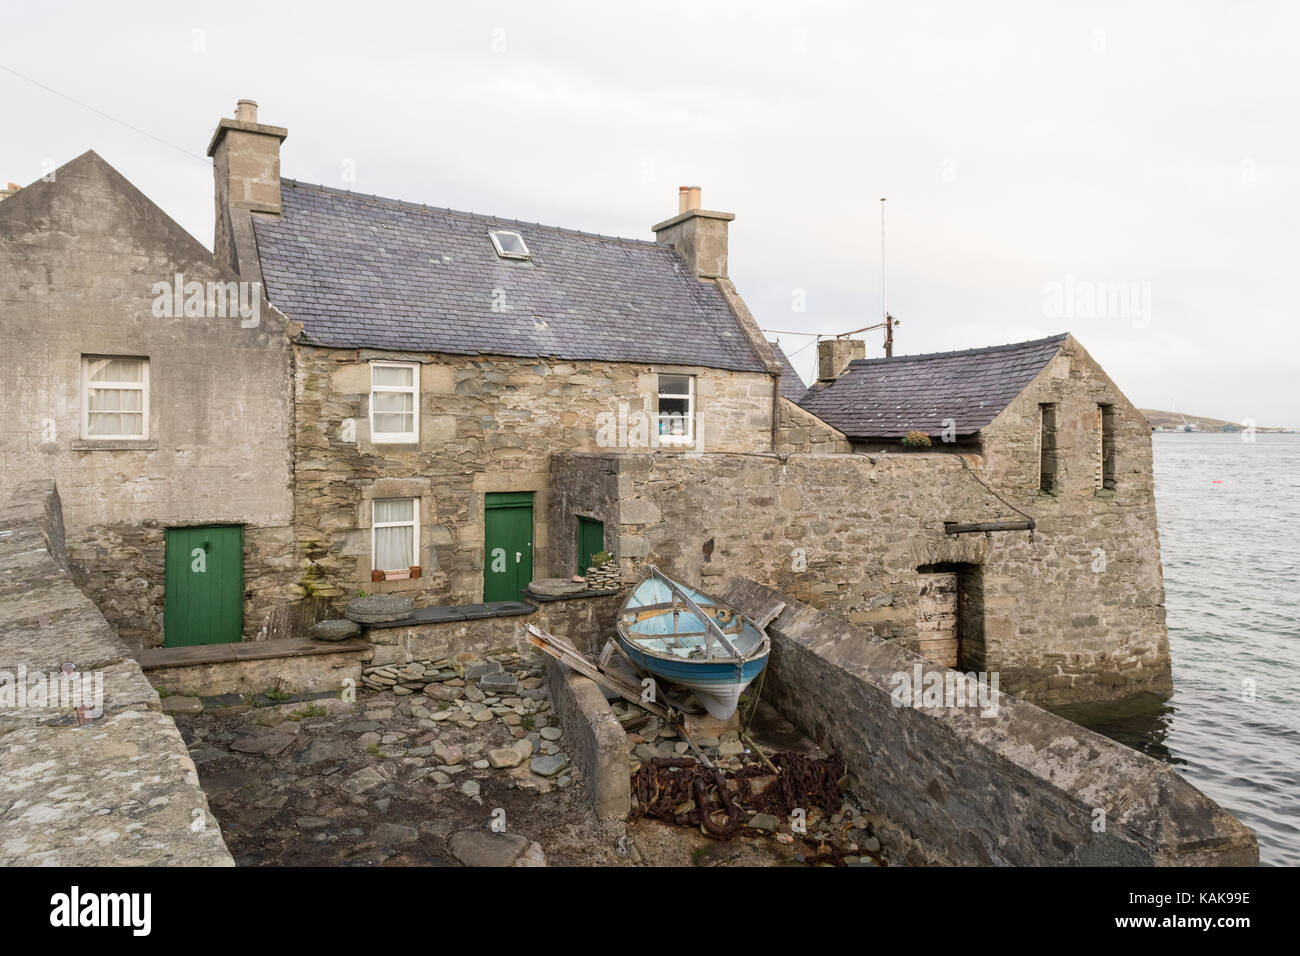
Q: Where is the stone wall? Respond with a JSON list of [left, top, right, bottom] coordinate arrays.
[[545, 659, 631, 822], [775, 397, 852, 455], [292, 343, 774, 610], [549, 448, 1172, 705], [723, 578, 1256, 866], [975, 336, 1169, 702], [0, 481, 234, 865], [365, 593, 623, 667], [0, 152, 297, 651]]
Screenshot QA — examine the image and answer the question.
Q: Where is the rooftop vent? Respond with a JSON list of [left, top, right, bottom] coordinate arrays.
[[489, 230, 530, 260]]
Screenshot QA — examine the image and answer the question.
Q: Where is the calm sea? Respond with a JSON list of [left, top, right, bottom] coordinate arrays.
[[1051, 432, 1300, 866]]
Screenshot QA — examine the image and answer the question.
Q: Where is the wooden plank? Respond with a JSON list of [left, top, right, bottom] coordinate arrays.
[[944, 519, 1034, 534], [526, 623, 715, 768]]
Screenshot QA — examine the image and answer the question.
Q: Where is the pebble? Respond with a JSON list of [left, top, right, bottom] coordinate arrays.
[[472, 759, 490, 770], [539, 726, 563, 741], [488, 748, 524, 769], [433, 741, 464, 766], [530, 754, 569, 777]]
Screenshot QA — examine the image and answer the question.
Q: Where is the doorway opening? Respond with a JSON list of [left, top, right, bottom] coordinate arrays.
[[916, 562, 985, 671]]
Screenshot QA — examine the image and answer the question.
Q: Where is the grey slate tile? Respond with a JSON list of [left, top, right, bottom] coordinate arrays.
[[798, 334, 1067, 439], [252, 181, 768, 373]]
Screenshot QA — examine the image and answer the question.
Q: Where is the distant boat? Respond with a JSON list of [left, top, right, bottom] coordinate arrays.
[[615, 566, 770, 720]]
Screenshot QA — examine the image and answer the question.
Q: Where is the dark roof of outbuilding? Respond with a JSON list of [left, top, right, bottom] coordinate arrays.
[[769, 340, 808, 402], [797, 334, 1068, 439], [250, 180, 768, 372]]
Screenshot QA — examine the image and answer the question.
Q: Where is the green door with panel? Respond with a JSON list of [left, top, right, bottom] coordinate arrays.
[[164, 525, 244, 646], [577, 516, 605, 575], [484, 493, 533, 602]]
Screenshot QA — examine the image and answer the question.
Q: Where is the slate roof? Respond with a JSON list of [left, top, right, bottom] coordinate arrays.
[[251, 180, 768, 372], [798, 334, 1068, 439], [769, 340, 809, 402]]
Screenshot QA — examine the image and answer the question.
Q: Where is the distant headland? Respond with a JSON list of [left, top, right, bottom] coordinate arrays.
[[1141, 409, 1294, 433]]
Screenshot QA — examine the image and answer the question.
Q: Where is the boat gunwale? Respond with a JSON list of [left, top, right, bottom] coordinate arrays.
[[616, 567, 770, 667]]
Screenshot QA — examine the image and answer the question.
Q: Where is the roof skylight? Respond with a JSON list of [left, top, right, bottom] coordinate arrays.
[[489, 230, 530, 260]]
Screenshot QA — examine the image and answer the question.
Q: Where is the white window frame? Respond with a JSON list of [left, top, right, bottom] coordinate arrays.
[[656, 373, 695, 445], [372, 497, 420, 572], [489, 229, 530, 260], [369, 361, 420, 443], [81, 355, 149, 440]]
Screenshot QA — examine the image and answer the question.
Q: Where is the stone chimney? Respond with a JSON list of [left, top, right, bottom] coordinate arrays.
[[207, 99, 287, 268], [652, 186, 734, 279], [818, 338, 867, 383]]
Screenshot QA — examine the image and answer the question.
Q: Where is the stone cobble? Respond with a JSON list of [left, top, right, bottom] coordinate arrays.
[[170, 650, 629, 866]]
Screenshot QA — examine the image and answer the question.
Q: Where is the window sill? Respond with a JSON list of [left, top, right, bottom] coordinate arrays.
[[71, 439, 158, 451], [365, 576, 426, 593], [368, 440, 421, 450], [1093, 488, 1117, 499]]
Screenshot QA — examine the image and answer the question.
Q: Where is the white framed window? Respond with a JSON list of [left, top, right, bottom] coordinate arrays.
[[369, 361, 419, 443], [489, 230, 530, 260], [372, 497, 419, 572], [657, 373, 695, 445], [82, 356, 148, 439]]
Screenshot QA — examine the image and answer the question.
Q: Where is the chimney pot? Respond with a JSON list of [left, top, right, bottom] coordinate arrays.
[[235, 99, 258, 123], [654, 187, 732, 279]]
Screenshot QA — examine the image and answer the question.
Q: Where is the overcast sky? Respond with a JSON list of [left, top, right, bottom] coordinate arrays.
[[4, 1, 1296, 424]]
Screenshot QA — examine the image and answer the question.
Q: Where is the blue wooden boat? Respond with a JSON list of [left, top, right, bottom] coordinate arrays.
[[615, 566, 770, 720]]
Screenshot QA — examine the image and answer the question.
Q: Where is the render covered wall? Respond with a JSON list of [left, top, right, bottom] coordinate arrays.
[[0, 481, 234, 865], [550, 449, 1172, 705], [0, 152, 296, 650], [292, 344, 773, 607], [722, 578, 1255, 866]]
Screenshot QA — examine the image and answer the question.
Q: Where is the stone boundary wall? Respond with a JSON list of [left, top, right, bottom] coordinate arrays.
[[723, 578, 1257, 866], [139, 637, 371, 698], [0, 481, 234, 865], [545, 659, 631, 822], [366, 592, 622, 667]]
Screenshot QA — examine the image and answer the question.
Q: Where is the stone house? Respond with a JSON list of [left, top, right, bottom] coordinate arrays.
[[0, 99, 1170, 705], [208, 102, 791, 613], [0, 151, 298, 652]]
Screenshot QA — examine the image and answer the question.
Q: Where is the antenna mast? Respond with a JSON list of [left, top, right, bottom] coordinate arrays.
[[880, 197, 895, 357]]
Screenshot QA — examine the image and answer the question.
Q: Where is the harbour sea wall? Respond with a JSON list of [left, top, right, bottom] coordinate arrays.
[[723, 578, 1258, 866], [0, 481, 233, 865]]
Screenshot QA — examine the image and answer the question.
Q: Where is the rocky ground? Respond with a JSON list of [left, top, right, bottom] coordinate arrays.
[[167, 650, 628, 867]]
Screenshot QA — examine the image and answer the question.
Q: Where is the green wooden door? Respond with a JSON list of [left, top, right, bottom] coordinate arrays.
[[164, 525, 244, 646], [484, 493, 533, 602], [577, 516, 605, 574]]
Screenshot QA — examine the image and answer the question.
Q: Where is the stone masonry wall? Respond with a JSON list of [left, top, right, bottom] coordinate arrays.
[[0, 481, 234, 865], [365, 594, 622, 668], [293, 344, 773, 611], [775, 396, 852, 455], [975, 335, 1169, 703], [723, 578, 1256, 866], [0, 152, 297, 651], [550, 448, 1172, 705]]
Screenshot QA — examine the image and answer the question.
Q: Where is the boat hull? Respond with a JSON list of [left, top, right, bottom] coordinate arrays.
[[615, 629, 768, 720]]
